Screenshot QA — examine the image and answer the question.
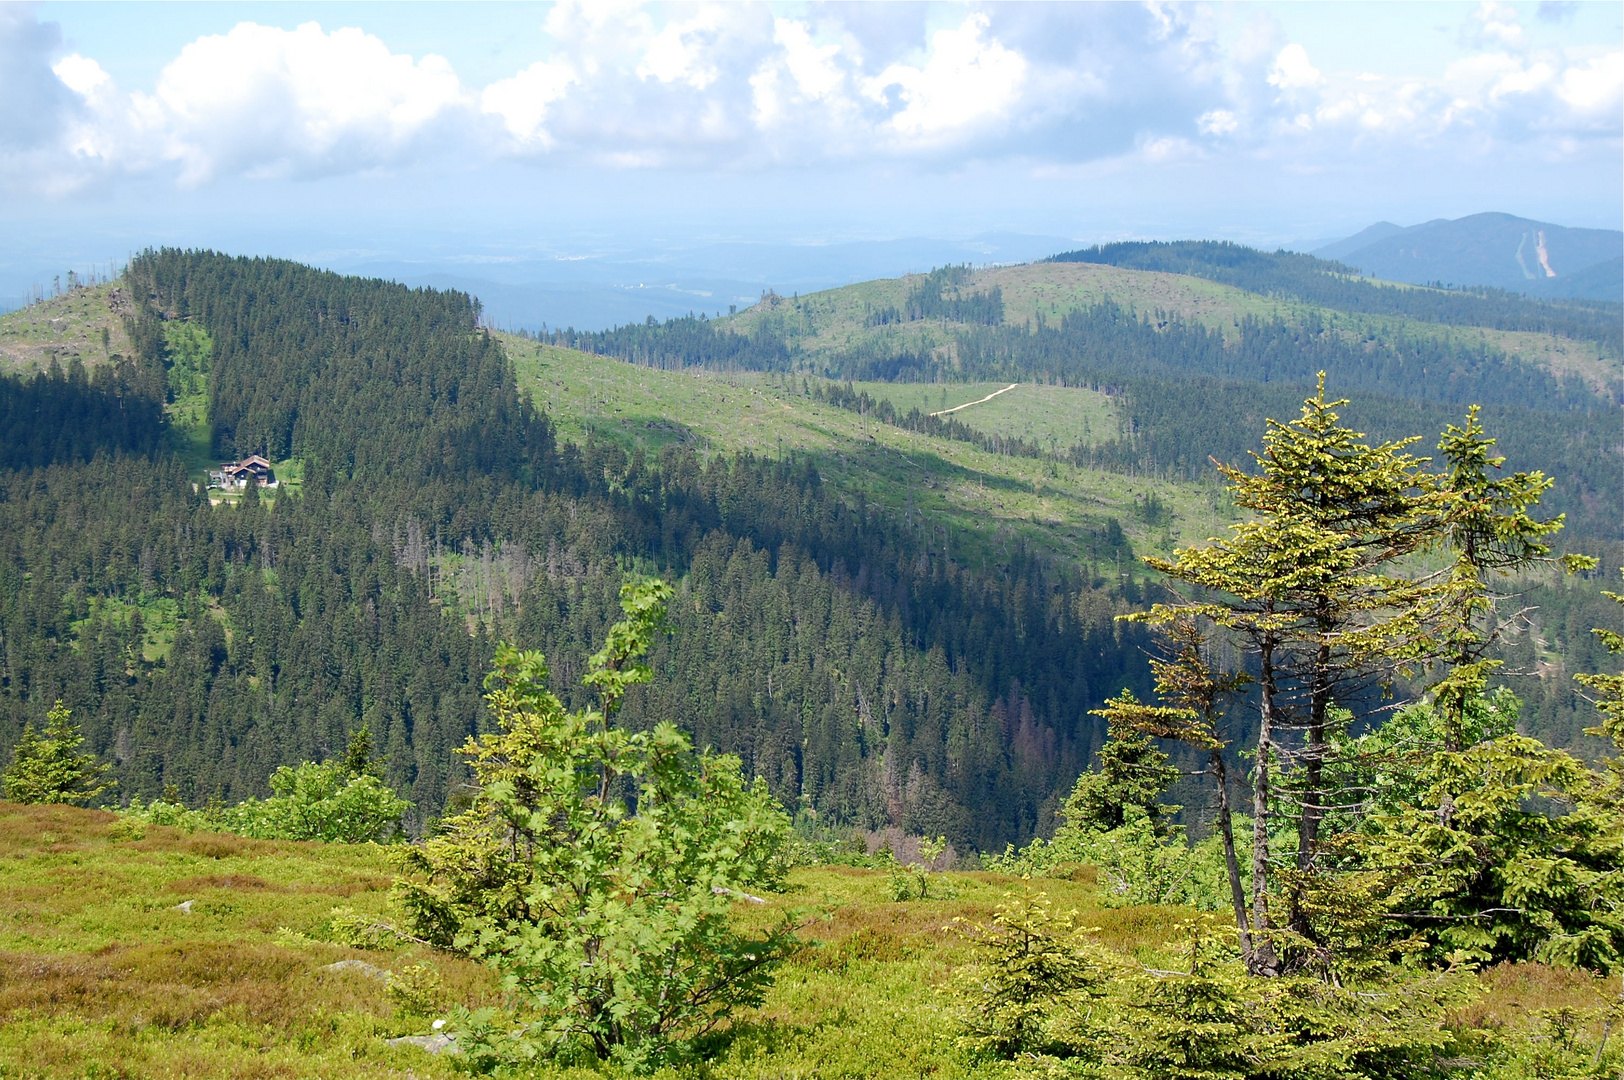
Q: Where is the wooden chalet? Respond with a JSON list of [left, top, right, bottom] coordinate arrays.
[[209, 455, 277, 489]]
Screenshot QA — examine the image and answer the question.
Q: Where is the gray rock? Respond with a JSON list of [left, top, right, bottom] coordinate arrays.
[[320, 959, 388, 980], [386, 1033, 458, 1054]]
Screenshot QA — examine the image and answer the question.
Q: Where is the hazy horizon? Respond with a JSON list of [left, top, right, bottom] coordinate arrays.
[[4, 1, 1619, 324]]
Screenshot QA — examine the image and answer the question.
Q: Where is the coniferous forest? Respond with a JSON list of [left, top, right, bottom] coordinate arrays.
[[0, 247, 1618, 856], [0, 251, 1157, 846]]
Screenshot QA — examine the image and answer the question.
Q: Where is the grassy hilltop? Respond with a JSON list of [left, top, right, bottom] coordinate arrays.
[[723, 260, 1621, 394], [0, 280, 134, 375]]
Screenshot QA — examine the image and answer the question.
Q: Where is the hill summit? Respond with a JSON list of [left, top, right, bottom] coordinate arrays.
[[1315, 211, 1621, 301]]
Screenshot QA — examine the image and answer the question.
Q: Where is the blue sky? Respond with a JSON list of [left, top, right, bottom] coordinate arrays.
[[2, 1, 1619, 320]]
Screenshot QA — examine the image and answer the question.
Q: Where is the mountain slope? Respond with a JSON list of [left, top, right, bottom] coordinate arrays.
[[1312, 221, 1406, 261], [500, 337, 1216, 567], [0, 253, 1176, 851], [1320, 212, 1622, 299], [550, 248, 1621, 541]]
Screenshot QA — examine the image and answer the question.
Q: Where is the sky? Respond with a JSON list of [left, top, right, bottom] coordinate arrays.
[[2, 1, 1620, 324]]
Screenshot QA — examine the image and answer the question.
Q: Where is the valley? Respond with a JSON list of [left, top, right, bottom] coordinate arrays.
[[0, 243, 1621, 1080]]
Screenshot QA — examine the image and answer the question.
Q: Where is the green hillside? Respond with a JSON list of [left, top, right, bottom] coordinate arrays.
[[724, 260, 1621, 392], [502, 337, 1217, 567]]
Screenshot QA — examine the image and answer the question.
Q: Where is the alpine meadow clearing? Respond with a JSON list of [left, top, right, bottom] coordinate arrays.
[[2, 800, 1619, 1080]]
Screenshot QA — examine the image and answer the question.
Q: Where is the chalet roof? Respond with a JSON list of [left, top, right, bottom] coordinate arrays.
[[221, 458, 272, 473]]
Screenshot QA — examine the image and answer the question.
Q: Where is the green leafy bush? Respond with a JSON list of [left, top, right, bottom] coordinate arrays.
[[395, 580, 801, 1070], [119, 731, 411, 844], [232, 760, 411, 843]]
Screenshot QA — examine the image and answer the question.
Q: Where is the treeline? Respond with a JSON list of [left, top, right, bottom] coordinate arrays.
[[1050, 239, 1624, 352], [0, 357, 165, 470], [954, 302, 1599, 411], [867, 265, 1005, 327], [547, 312, 791, 372], [0, 250, 1159, 848]]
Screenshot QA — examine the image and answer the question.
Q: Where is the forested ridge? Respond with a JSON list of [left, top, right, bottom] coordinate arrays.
[[1048, 239, 1624, 351], [0, 250, 1157, 847], [552, 271, 1621, 541], [1, 246, 1618, 849]]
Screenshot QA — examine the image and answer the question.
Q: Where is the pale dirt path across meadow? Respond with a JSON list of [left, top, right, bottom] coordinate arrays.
[[929, 383, 1018, 417]]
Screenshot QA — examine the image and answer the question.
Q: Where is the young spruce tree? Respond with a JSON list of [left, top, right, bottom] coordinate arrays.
[[1, 701, 113, 806]]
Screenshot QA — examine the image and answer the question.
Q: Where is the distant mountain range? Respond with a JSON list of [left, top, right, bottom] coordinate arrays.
[[340, 233, 1073, 331], [1314, 212, 1621, 301]]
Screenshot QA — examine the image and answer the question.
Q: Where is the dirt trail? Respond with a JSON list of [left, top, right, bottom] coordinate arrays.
[[929, 383, 1018, 417]]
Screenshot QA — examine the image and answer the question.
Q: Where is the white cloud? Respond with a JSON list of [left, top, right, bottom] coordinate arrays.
[[4, 1, 1619, 197], [864, 15, 1028, 141], [774, 19, 843, 100], [482, 61, 575, 143], [1471, 1, 1528, 50], [1198, 109, 1238, 136], [141, 22, 468, 183], [1268, 44, 1322, 91], [1557, 52, 1624, 114], [639, 8, 726, 90], [51, 54, 110, 98], [748, 19, 849, 136], [1139, 134, 1197, 162]]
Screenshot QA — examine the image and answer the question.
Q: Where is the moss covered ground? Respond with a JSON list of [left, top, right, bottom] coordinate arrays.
[[0, 803, 1617, 1079]]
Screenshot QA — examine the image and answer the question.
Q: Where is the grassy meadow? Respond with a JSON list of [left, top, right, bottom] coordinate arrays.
[[0, 283, 133, 375], [0, 802, 1616, 1080], [840, 379, 1121, 451], [502, 336, 1225, 567]]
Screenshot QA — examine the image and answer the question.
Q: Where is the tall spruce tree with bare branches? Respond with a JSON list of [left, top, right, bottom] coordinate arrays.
[[1093, 616, 1253, 959], [1135, 376, 1452, 972]]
